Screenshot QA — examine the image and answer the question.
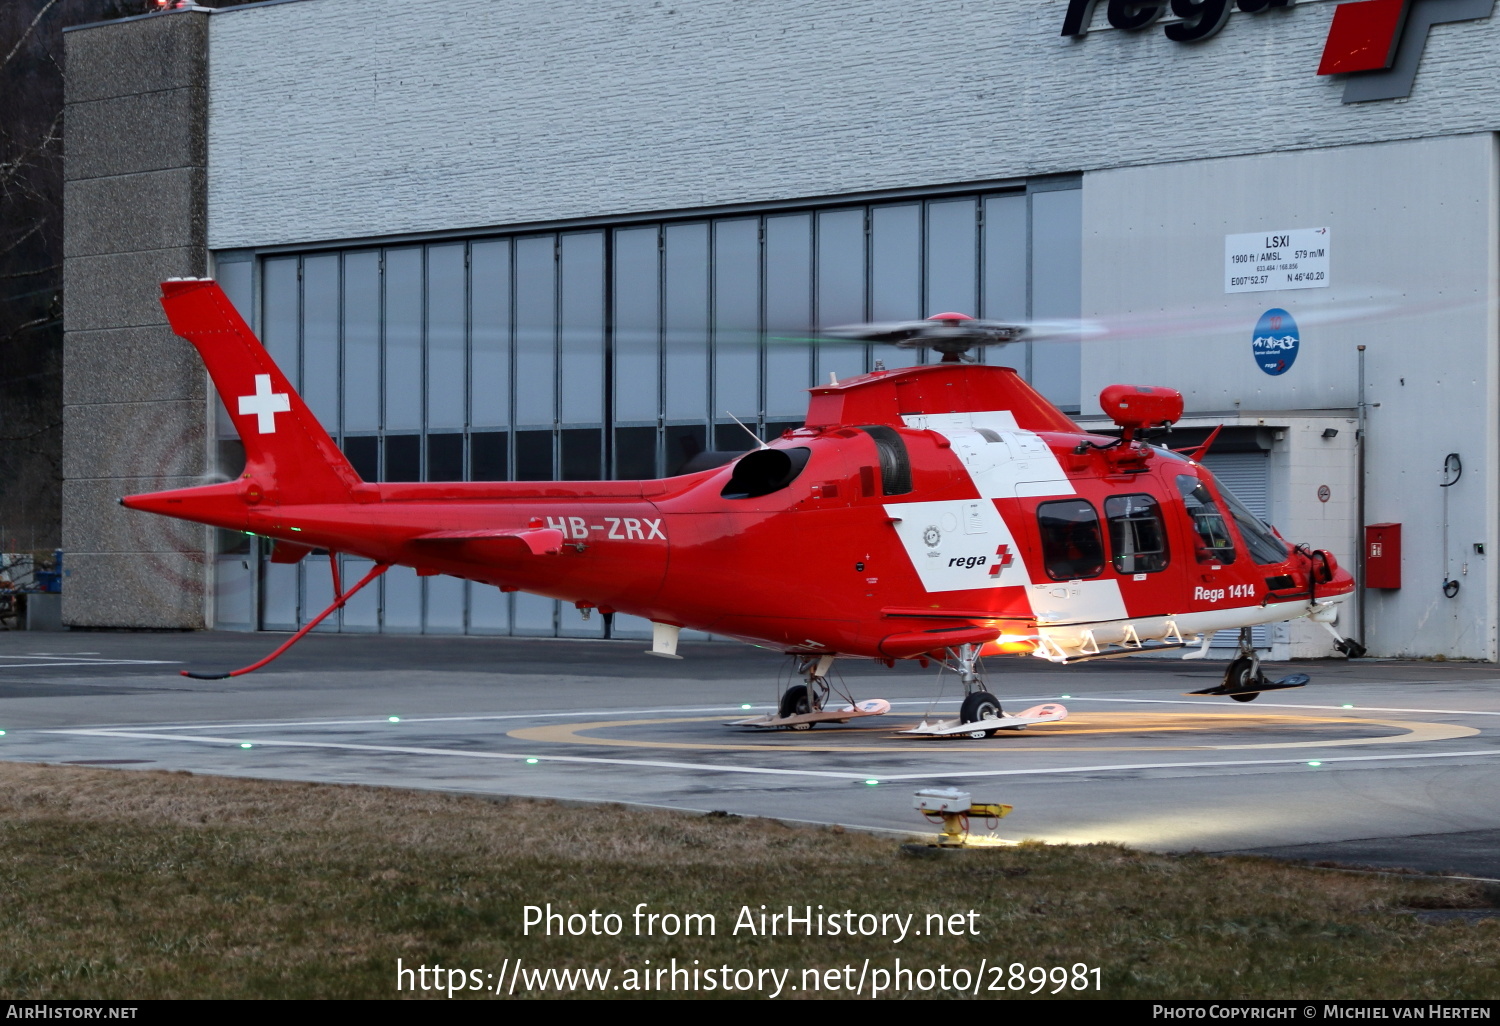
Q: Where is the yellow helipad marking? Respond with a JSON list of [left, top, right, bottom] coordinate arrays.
[[507, 711, 1479, 754]]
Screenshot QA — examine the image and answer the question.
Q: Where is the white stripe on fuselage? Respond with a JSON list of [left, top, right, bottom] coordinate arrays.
[[886, 411, 1126, 622]]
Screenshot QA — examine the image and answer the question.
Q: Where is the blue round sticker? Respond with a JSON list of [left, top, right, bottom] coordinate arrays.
[[1252, 308, 1299, 376]]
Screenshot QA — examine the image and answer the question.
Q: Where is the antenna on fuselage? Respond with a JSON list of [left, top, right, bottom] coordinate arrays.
[[725, 410, 770, 450]]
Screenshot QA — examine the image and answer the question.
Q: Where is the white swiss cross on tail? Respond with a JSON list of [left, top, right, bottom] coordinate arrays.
[[238, 374, 291, 433]]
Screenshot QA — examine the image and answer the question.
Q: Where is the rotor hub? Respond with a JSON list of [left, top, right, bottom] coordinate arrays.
[[822, 313, 1027, 362]]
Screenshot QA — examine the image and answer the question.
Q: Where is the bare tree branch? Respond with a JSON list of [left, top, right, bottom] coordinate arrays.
[[0, 312, 60, 346], [0, 224, 44, 258], [0, 0, 60, 72], [0, 261, 59, 280]]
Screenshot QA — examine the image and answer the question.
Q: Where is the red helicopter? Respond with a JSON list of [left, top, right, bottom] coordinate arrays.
[[123, 279, 1360, 738]]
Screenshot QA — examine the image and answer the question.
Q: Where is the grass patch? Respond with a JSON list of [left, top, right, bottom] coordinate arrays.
[[0, 762, 1496, 999]]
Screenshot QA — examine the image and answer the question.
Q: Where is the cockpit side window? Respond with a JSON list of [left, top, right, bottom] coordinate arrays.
[[1175, 475, 1236, 565], [720, 447, 812, 499], [856, 426, 913, 496], [1037, 499, 1106, 580]]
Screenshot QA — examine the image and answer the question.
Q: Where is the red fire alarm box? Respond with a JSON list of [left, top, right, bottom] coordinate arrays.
[[1366, 523, 1401, 589]]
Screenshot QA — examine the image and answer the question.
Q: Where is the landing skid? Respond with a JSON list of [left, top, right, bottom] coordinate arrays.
[[729, 699, 891, 730], [900, 703, 1068, 739], [1187, 674, 1310, 700], [1187, 627, 1311, 703]]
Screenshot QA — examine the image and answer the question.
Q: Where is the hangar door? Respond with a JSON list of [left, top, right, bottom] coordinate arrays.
[[211, 183, 1084, 637]]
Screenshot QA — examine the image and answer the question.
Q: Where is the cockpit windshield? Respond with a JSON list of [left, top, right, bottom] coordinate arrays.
[[1215, 481, 1290, 565]]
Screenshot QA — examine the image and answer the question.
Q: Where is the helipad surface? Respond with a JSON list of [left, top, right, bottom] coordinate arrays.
[[1, 631, 1497, 869]]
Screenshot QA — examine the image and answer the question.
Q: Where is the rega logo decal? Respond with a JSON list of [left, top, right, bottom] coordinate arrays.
[[1061, 0, 1494, 102], [1059, 0, 1290, 44]]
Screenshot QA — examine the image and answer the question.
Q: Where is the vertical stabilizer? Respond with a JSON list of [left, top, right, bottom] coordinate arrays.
[[160, 277, 361, 503]]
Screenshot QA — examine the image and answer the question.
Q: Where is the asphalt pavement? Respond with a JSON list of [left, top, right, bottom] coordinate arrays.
[[1, 629, 1497, 878]]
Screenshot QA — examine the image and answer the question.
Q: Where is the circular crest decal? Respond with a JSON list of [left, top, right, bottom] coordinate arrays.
[[1252, 308, 1299, 376], [922, 525, 942, 548]]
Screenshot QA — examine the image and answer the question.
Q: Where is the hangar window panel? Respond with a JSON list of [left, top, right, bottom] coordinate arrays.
[[514, 235, 558, 427], [262, 256, 300, 388], [561, 428, 603, 480], [1037, 499, 1105, 580], [870, 203, 922, 370], [425, 575, 465, 634], [763, 213, 813, 418], [426, 432, 463, 482], [301, 254, 340, 430], [468, 585, 511, 635], [613, 227, 661, 424], [663, 222, 710, 421], [342, 250, 381, 433], [926, 198, 978, 320], [469, 239, 512, 432], [515, 428, 554, 481], [341, 435, 378, 482], [559, 231, 605, 425], [426, 243, 467, 431], [261, 560, 299, 631], [715, 422, 755, 451], [339, 556, 381, 633], [664, 423, 707, 477], [304, 554, 336, 633], [513, 592, 558, 636], [1029, 188, 1083, 411], [713, 218, 761, 422], [815, 208, 867, 383], [384, 433, 421, 482], [383, 565, 422, 633], [982, 193, 1028, 372], [614, 425, 657, 480], [383, 246, 424, 432], [470, 430, 508, 482]]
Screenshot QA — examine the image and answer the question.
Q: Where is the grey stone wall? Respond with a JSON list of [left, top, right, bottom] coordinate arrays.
[[205, 0, 1500, 250], [62, 9, 211, 628]]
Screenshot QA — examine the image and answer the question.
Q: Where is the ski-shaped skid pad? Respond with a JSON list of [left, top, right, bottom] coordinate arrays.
[[729, 698, 891, 729], [1186, 673, 1311, 698], [899, 702, 1068, 737]]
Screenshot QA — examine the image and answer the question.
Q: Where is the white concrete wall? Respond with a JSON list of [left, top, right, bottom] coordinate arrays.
[[205, 0, 1500, 249], [1080, 134, 1500, 659]]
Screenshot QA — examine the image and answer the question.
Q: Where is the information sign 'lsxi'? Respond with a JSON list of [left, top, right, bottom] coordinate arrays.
[[1224, 227, 1331, 294]]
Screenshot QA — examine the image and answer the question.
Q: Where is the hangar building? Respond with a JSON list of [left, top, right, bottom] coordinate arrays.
[[61, 0, 1500, 658]]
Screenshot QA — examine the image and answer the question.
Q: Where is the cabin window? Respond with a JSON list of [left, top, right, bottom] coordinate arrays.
[[1037, 499, 1106, 580], [1176, 475, 1236, 565], [856, 426, 913, 495], [720, 447, 812, 499], [1105, 494, 1169, 574]]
